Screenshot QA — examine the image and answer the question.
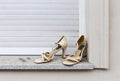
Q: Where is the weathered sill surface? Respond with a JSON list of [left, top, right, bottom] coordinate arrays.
[[0, 56, 94, 70]]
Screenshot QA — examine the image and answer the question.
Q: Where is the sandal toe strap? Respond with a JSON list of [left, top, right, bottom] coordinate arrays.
[[66, 56, 81, 62], [41, 52, 51, 62]]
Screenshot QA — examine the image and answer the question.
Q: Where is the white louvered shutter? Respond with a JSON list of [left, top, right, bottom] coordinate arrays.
[[0, 0, 79, 55]]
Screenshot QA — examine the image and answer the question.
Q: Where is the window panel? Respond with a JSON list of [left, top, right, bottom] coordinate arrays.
[[0, 0, 79, 55]]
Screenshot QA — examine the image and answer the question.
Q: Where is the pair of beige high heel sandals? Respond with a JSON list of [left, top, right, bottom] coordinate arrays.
[[34, 35, 87, 66]]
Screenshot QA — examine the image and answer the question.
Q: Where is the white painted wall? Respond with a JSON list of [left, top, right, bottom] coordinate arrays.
[[0, 0, 120, 81]]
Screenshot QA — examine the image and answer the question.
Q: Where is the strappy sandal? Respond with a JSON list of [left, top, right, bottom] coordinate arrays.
[[63, 35, 87, 66], [34, 36, 68, 64]]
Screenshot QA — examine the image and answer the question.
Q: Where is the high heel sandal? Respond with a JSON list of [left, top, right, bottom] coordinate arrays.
[[63, 35, 87, 66], [34, 36, 68, 64]]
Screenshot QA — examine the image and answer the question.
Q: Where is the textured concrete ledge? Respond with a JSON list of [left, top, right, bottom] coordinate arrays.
[[0, 56, 94, 70]]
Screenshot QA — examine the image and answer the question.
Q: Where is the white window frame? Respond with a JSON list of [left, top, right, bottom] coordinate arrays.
[[85, 0, 109, 69], [0, 0, 109, 69], [79, 0, 109, 69]]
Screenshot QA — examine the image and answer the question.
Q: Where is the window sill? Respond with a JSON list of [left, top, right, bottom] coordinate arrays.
[[0, 56, 94, 70]]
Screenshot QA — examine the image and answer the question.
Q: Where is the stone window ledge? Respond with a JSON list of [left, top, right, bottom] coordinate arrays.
[[0, 56, 94, 70]]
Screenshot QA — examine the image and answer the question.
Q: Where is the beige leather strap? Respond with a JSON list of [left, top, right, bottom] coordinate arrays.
[[65, 55, 81, 62], [41, 52, 51, 62]]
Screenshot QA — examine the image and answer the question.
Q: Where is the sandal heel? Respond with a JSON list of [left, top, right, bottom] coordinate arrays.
[[62, 47, 67, 59]]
